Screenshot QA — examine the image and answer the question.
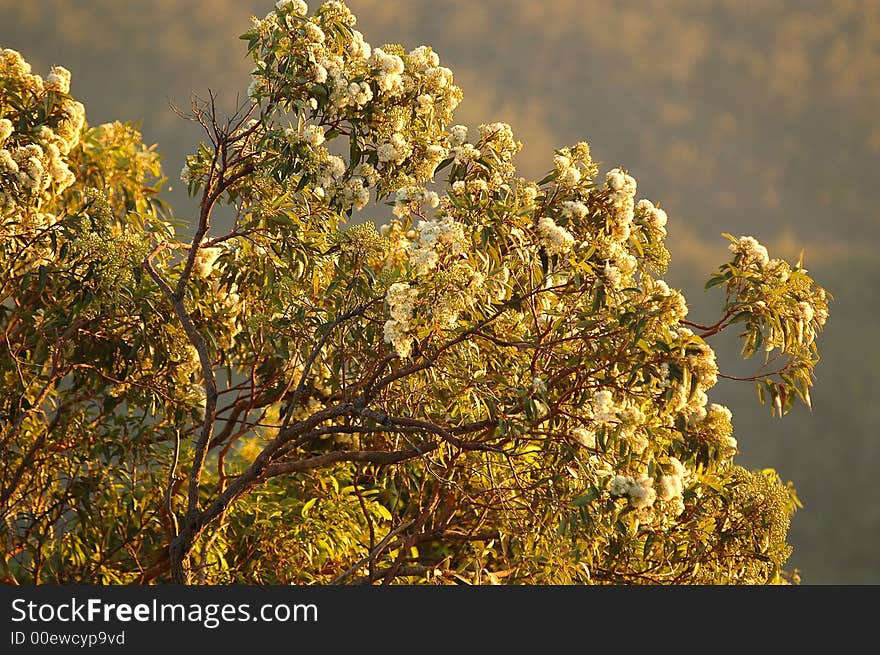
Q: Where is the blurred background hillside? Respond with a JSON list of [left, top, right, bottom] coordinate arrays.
[[2, 0, 877, 583]]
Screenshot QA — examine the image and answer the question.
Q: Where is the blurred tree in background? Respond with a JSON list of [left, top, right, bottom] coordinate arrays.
[[0, 0, 868, 583]]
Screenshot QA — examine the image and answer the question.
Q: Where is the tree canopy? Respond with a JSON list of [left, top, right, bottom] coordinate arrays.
[[1, 0, 829, 585]]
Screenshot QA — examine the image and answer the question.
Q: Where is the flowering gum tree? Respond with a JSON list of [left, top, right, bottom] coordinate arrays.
[[1, 0, 830, 585]]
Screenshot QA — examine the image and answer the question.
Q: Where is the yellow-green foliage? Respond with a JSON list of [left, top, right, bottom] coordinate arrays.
[[0, 1, 828, 585]]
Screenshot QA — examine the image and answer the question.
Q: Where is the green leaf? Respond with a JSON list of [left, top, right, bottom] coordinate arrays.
[[705, 274, 727, 290], [301, 497, 317, 517], [267, 213, 294, 227]]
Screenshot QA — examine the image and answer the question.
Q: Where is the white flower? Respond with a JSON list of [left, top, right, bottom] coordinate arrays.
[[349, 30, 371, 59], [629, 475, 657, 509], [303, 22, 326, 44], [377, 143, 396, 163], [667, 457, 687, 479], [407, 215, 467, 276], [708, 403, 732, 422], [312, 63, 328, 84], [606, 168, 636, 197], [521, 185, 539, 205], [193, 247, 222, 278], [451, 143, 480, 165], [729, 235, 770, 268], [560, 166, 581, 187], [386, 282, 419, 322], [276, 0, 308, 15], [649, 206, 668, 229], [449, 125, 468, 147], [636, 198, 668, 238], [561, 201, 588, 220], [346, 81, 373, 107], [536, 217, 575, 256], [371, 47, 404, 73], [592, 389, 616, 424], [370, 48, 405, 94], [45, 65, 71, 94], [377, 133, 411, 165], [377, 71, 403, 93], [571, 427, 596, 449], [383, 319, 413, 359], [343, 177, 370, 211], [326, 155, 346, 179], [602, 261, 622, 290], [0, 118, 13, 144], [416, 93, 433, 113], [393, 185, 439, 217], [554, 153, 571, 173], [797, 301, 814, 323], [610, 475, 634, 497], [656, 475, 684, 502], [286, 123, 325, 147], [408, 45, 440, 70]]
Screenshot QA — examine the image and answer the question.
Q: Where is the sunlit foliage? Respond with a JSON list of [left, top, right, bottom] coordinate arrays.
[[1, 1, 828, 585]]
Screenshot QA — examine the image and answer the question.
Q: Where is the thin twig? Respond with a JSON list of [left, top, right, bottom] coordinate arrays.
[[331, 520, 415, 585]]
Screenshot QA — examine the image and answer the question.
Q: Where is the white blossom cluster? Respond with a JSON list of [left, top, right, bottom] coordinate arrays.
[[536, 216, 575, 257], [479, 122, 519, 162], [729, 235, 770, 268], [193, 247, 223, 278], [45, 65, 71, 94], [275, 0, 308, 17], [635, 198, 668, 240], [591, 389, 617, 425], [315, 154, 347, 191], [377, 132, 412, 166], [579, 389, 652, 455], [570, 426, 596, 449], [246, 1, 463, 204], [619, 403, 649, 453], [407, 214, 467, 276], [656, 457, 689, 515], [708, 403, 737, 453], [393, 184, 440, 218], [448, 124, 481, 166], [383, 281, 419, 358], [323, 52, 374, 110], [0, 49, 83, 220], [284, 123, 325, 148], [0, 118, 11, 143], [561, 200, 588, 221], [601, 260, 622, 290], [609, 474, 656, 510], [608, 455, 690, 514], [428, 261, 484, 331], [369, 47, 405, 94], [642, 277, 689, 322], [281, 127, 376, 210], [605, 167, 637, 242], [341, 177, 370, 211], [553, 143, 594, 189], [667, 327, 719, 423]]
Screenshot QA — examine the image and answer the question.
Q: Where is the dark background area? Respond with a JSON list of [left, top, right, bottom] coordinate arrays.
[[2, 0, 877, 583]]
